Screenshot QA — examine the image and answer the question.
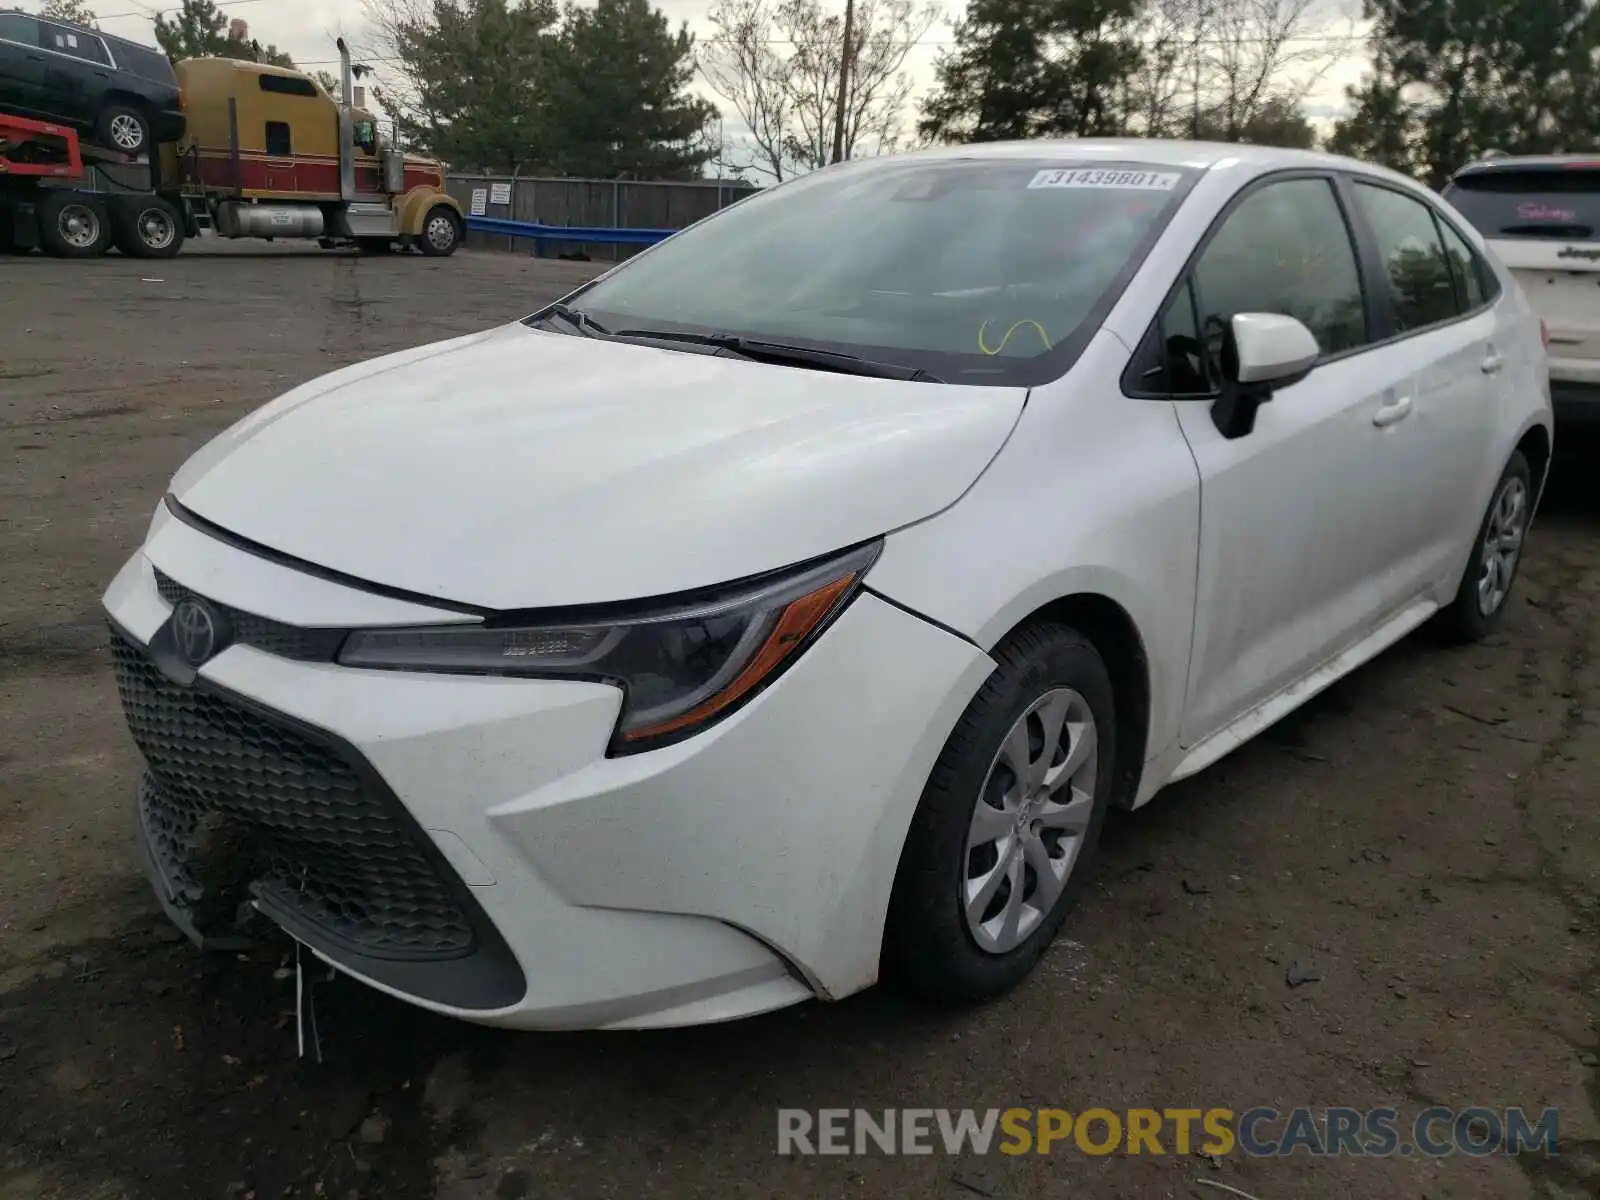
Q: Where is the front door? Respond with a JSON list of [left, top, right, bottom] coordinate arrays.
[[36, 20, 110, 127], [1166, 174, 1421, 746]]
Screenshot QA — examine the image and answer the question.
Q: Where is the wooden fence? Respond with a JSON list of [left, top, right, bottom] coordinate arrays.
[[445, 174, 761, 261]]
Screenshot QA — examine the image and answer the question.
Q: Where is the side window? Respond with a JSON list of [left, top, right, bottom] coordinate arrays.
[[1193, 177, 1369, 361], [39, 21, 107, 63], [1157, 279, 1213, 394], [0, 14, 38, 43], [1436, 218, 1489, 311], [265, 120, 292, 156], [258, 74, 320, 98], [1352, 182, 1460, 330]]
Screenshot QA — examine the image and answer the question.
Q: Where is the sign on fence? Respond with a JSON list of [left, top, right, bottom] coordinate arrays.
[[490, 182, 512, 205], [469, 188, 488, 216]]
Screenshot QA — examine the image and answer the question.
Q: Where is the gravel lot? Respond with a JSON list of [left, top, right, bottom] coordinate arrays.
[[1, 245, 1597, 1200]]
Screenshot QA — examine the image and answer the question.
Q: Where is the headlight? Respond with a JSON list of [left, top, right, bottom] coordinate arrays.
[[337, 541, 882, 753]]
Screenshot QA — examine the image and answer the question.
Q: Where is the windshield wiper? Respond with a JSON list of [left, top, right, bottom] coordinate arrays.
[[531, 302, 613, 338], [610, 328, 943, 382]]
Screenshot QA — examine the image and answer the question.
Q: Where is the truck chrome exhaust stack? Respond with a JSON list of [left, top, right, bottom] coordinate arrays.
[[336, 37, 355, 109]]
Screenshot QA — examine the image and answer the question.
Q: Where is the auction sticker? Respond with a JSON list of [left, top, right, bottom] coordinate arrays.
[[1029, 168, 1182, 190]]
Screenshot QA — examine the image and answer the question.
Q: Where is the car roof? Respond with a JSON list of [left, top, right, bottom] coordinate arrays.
[[5, 5, 164, 55], [838, 137, 1423, 188]]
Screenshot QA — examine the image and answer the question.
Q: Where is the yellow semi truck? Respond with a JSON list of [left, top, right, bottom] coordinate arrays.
[[1, 38, 462, 258]]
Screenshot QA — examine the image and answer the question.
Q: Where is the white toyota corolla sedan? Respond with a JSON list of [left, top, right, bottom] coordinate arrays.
[[104, 140, 1552, 1029]]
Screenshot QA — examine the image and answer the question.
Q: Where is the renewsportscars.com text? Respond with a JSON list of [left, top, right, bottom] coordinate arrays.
[[777, 1107, 1560, 1158]]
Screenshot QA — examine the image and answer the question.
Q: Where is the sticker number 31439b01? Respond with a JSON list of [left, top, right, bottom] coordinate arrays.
[[1028, 168, 1182, 191]]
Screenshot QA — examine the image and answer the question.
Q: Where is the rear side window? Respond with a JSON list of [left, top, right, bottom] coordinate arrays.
[[1436, 219, 1490, 310], [40, 20, 109, 64], [1444, 167, 1600, 241], [1352, 183, 1459, 331], [259, 74, 320, 98], [116, 44, 178, 85]]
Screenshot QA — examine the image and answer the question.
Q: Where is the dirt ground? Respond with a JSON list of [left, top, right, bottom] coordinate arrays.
[[1, 244, 1597, 1200]]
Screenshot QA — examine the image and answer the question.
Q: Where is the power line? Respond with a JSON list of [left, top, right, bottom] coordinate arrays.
[[18, 0, 267, 22], [297, 30, 1369, 67]]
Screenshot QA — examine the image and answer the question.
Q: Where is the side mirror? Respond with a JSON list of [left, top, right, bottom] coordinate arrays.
[[1211, 313, 1320, 439]]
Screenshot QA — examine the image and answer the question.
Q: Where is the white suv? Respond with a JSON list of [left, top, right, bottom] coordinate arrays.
[[1444, 153, 1600, 419]]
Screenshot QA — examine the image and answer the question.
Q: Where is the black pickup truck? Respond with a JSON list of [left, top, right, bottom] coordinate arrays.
[[0, 8, 182, 155]]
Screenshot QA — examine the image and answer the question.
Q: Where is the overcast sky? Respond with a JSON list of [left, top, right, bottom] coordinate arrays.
[[15, 0, 1370, 151]]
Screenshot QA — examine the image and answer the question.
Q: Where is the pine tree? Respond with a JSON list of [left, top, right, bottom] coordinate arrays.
[[548, 0, 717, 178], [919, 0, 1145, 142], [1329, 0, 1600, 185], [153, 0, 296, 68]]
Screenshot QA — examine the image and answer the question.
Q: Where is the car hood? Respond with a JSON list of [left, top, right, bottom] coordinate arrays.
[[170, 323, 1027, 610]]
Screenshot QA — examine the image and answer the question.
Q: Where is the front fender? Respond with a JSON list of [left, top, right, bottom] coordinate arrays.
[[398, 186, 460, 236]]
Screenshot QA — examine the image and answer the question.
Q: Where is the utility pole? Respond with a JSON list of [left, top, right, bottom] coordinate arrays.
[[830, 0, 855, 163]]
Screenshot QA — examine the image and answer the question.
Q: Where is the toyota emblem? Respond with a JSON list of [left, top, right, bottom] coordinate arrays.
[[171, 597, 222, 666]]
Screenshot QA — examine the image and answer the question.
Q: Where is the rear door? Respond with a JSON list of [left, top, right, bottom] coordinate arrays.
[[1344, 178, 1503, 598], [35, 19, 112, 126], [1444, 163, 1600, 388]]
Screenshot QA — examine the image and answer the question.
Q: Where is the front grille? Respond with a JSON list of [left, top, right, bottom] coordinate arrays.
[[152, 567, 347, 662], [111, 629, 475, 961]]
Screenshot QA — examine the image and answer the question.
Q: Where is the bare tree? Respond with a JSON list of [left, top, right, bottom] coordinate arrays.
[[1124, 0, 1356, 141], [697, 0, 797, 180], [1127, 0, 1200, 136], [698, 0, 937, 180], [1201, 0, 1350, 139], [40, 0, 100, 26]]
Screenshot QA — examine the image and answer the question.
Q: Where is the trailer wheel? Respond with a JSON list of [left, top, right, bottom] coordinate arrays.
[[110, 195, 185, 258], [38, 192, 112, 258], [417, 205, 461, 257], [0, 200, 22, 254]]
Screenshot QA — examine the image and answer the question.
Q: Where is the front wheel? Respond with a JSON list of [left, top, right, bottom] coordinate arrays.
[[416, 205, 461, 257], [1439, 450, 1534, 642], [97, 105, 151, 156], [883, 621, 1116, 1004]]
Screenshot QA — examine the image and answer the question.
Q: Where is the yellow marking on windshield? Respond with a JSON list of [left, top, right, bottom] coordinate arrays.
[[978, 319, 1053, 356]]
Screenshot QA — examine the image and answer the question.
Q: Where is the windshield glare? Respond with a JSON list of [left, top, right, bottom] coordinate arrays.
[[563, 160, 1196, 385]]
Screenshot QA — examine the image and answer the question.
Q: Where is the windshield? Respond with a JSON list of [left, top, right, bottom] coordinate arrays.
[[555, 158, 1198, 386], [1444, 166, 1600, 241]]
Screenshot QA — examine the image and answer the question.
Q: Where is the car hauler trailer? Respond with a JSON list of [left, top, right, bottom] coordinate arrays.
[[0, 39, 462, 258]]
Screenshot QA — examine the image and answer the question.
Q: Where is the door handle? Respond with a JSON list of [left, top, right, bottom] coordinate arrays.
[[1481, 351, 1505, 375], [1373, 395, 1413, 427]]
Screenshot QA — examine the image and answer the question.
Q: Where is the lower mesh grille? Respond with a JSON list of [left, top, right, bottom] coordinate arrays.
[[111, 629, 476, 960]]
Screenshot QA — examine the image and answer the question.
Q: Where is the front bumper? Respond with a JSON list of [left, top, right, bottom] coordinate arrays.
[[103, 504, 992, 1029], [152, 107, 186, 144]]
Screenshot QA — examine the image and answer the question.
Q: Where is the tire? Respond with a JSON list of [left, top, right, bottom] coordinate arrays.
[[96, 105, 151, 156], [37, 191, 111, 258], [883, 622, 1117, 1004], [109, 195, 185, 258], [416, 205, 461, 257], [0, 199, 21, 253], [1439, 449, 1534, 643]]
